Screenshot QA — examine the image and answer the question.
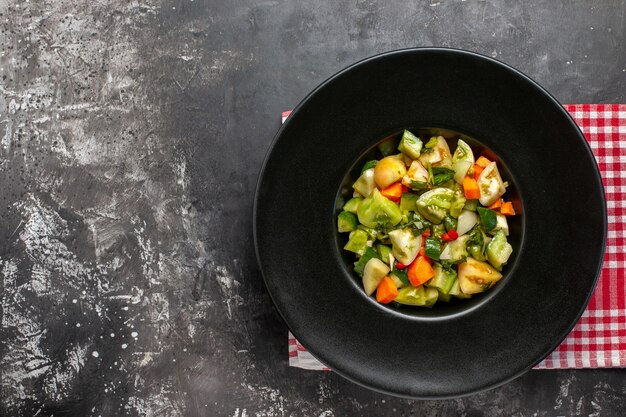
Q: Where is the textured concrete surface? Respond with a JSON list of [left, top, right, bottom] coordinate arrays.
[[0, 0, 625, 416]]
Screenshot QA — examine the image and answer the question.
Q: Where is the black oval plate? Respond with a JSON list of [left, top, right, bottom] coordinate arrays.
[[254, 48, 606, 399]]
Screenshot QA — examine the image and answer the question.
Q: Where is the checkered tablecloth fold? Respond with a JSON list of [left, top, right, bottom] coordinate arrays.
[[283, 104, 626, 370]]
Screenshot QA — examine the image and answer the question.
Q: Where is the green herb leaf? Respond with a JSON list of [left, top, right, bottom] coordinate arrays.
[[361, 160, 377, 173], [353, 247, 381, 277], [391, 268, 410, 286], [431, 167, 456, 186], [410, 181, 430, 191], [440, 260, 454, 271], [425, 237, 442, 260], [442, 215, 458, 232], [477, 207, 497, 231]]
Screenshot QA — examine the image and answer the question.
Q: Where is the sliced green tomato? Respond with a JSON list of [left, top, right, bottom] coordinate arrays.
[[354, 247, 381, 277], [402, 160, 429, 188], [428, 263, 457, 294], [376, 244, 393, 265], [491, 212, 509, 236], [395, 285, 438, 307], [374, 155, 407, 189], [439, 235, 470, 263], [357, 225, 378, 240], [357, 189, 403, 228], [449, 192, 466, 219], [477, 161, 506, 206], [424, 137, 438, 148], [486, 230, 513, 270], [456, 210, 479, 236], [452, 139, 475, 164], [342, 197, 363, 214], [415, 188, 455, 224], [422, 286, 439, 307], [452, 160, 472, 184], [398, 130, 423, 159], [425, 237, 442, 260], [448, 277, 472, 299], [419, 136, 452, 168], [458, 257, 503, 294], [344, 229, 369, 255], [389, 273, 405, 289], [337, 211, 358, 233], [362, 258, 390, 295], [477, 207, 497, 232], [400, 192, 419, 211], [395, 285, 424, 305], [388, 227, 422, 265], [353, 168, 376, 197]]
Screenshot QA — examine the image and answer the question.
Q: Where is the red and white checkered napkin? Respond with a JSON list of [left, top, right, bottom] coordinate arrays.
[[283, 105, 626, 370]]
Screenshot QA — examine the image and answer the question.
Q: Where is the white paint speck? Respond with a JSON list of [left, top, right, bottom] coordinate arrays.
[[72, 299, 77, 303], [131, 332, 138, 338], [76, 323, 81, 327], [92, 351, 99, 358], [121, 344, 128, 349], [110, 333, 115, 337]]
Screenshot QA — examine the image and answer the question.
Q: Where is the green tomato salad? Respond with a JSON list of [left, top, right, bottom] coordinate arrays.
[[338, 130, 517, 307]]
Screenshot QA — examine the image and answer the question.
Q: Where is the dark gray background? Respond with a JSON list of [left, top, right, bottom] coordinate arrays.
[[0, 0, 625, 416]]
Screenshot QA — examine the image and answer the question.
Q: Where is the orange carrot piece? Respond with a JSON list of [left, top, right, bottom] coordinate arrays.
[[408, 256, 434, 287], [476, 156, 491, 168], [463, 176, 481, 200], [500, 201, 516, 216], [381, 182, 403, 201], [473, 163, 484, 179], [421, 229, 431, 238], [488, 198, 502, 210], [376, 276, 398, 304]]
